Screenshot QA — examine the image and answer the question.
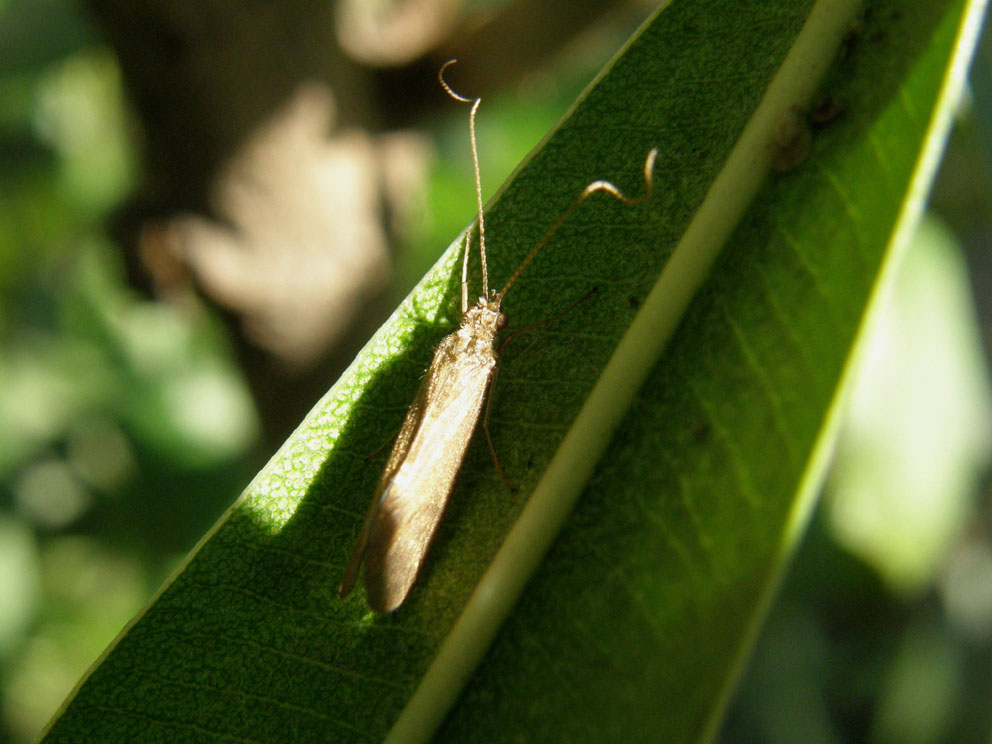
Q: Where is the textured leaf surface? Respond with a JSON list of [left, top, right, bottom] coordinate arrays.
[[41, 0, 977, 742]]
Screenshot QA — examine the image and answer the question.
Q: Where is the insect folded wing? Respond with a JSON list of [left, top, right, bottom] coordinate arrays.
[[343, 321, 498, 613]]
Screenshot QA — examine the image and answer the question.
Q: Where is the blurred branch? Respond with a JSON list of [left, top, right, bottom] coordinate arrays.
[[85, 0, 394, 449]]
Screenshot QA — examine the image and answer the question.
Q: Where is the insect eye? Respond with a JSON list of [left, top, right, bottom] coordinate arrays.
[[496, 312, 508, 330]]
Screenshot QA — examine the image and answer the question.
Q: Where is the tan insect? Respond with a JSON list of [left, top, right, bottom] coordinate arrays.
[[338, 60, 656, 613]]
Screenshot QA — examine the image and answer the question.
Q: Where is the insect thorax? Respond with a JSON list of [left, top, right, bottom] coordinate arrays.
[[454, 299, 503, 356]]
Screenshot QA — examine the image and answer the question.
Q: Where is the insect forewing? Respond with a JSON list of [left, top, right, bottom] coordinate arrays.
[[340, 303, 500, 612]]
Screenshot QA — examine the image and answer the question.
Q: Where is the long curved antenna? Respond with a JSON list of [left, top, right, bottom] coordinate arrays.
[[497, 147, 658, 300], [459, 229, 472, 314], [439, 59, 489, 299]]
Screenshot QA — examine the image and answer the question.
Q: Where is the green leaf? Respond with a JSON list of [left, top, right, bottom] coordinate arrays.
[[41, 0, 982, 742]]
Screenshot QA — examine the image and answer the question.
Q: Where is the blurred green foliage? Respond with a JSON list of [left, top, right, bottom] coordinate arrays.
[[0, 4, 258, 742]]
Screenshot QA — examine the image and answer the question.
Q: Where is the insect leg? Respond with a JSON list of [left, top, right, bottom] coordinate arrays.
[[482, 363, 516, 491], [496, 286, 598, 356]]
